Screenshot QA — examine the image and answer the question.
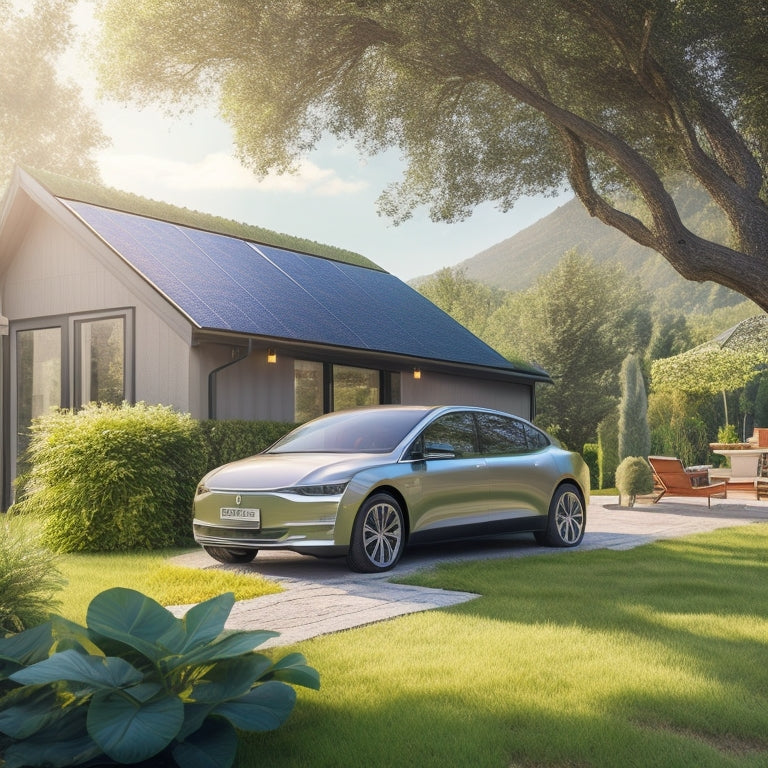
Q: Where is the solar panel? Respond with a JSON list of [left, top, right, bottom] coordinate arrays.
[[64, 200, 519, 370]]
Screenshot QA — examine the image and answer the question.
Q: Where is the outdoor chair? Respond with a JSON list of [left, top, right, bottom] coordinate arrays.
[[647, 456, 727, 507]]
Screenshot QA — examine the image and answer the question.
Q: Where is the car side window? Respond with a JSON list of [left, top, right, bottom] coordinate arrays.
[[420, 412, 480, 459], [477, 412, 533, 456], [524, 422, 550, 451]]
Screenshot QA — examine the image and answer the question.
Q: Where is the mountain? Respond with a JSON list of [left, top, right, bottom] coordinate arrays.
[[439, 193, 746, 316]]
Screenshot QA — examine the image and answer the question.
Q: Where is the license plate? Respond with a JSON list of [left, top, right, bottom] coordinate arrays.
[[220, 507, 260, 525]]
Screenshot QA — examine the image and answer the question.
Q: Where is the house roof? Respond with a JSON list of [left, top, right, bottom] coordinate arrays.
[[4, 167, 550, 382]]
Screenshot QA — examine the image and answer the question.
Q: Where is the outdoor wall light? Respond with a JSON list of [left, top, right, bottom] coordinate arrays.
[[266, 348, 277, 364], [413, 368, 421, 380]]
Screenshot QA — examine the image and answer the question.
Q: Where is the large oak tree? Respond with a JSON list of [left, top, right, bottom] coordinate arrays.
[[94, 0, 767, 308], [1, 0, 107, 188]]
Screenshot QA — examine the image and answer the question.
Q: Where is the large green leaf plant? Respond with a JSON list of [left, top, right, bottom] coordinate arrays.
[[0, 588, 320, 767]]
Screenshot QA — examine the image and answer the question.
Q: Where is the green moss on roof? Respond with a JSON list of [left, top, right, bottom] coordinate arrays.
[[27, 167, 384, 271]]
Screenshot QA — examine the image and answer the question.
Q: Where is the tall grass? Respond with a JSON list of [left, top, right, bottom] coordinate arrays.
[[242, 524, 768, 768]]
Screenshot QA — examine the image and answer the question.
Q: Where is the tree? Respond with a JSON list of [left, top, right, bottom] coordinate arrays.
[[651, 315, 768, 427], [486, 251, 651, 450], [94, 0, 768, 309], [618, 353, 650, 460], [0, 0, 107, 189], [417, 267, 505, 340]]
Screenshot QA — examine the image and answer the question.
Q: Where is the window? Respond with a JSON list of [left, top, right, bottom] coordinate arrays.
[[333, 365, 379, 410], [75, 316, 125, 407], [477, 412, 529, 455], [476, 412, 551, 455], [421, 412, 480, 459], [294, 360, 324, 422], [16, 327, 61, 457], [13, 309, 134, 464], [292, 362, 401, 421]]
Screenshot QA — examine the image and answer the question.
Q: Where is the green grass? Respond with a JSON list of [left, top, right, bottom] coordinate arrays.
[[56, 550, 281, 623], [241, 524, 768, 768]]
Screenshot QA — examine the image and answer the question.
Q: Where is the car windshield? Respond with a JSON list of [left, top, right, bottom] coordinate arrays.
[[267, 408, 429, 454]]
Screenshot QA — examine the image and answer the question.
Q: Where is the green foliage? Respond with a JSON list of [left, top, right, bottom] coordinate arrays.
[[488, 251, 651, 451], [197, 419, 296, 472], [0, 588, 320, 768], [716, 424, 739, 444], [618, 354, 650, 460], [0, 515, 64, 634], [0, 1, 107, 188], [597, 411, 619, 491], [94, 0, 768, 310], [615, 457, 654, 507], [755, 373, 768, 427], [12, 405, 296, 554], [648, 392, 712, 467], [582, 443, 599, 490], [416, 267, 506, 342], [14, 403, 208, 553]]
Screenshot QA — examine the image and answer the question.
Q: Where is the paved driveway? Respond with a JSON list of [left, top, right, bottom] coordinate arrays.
[[172, 495, 768, 647]]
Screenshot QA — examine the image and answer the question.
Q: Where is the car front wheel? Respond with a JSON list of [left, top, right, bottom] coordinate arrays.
[[203, 546, 258, 564], [347, 493, 405, 573], [540, 484, 585, 547]]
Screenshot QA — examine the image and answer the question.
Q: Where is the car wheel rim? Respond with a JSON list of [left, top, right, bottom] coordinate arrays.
[[362, 501, 403, 568], [555, 491, 584, 544]]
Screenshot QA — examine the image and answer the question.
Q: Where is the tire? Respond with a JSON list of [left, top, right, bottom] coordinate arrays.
[[203, 546, 258, 564], [346, 493, 405, 573], [540, 484, 585, 547]]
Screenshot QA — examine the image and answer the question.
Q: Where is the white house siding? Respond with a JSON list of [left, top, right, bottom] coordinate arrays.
[[3, 207, 193, 413]]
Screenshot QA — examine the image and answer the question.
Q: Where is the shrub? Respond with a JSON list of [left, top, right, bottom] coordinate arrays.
[[0, 515, 65, 634], [597, 411, 619, 489], [197, 419, 297, 470], [615, 456, 654, 507], [14, 403, 208, 553], [582, 443, 599, 489], [0, 588, 320, 768], [618, 353, 650, 460], [717, 423, 739, 444]]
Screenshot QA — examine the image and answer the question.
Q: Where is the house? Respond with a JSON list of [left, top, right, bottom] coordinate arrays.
[[0, 166, 550, 506]]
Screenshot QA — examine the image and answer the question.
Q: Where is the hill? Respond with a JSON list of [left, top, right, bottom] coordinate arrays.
[[442, 192, 746, 316]]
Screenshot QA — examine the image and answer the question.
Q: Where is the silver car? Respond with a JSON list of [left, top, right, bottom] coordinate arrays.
[[192, 405, 590, 572]]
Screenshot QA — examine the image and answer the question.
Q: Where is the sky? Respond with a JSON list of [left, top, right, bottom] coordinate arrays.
[[62, 2, 572, 283]]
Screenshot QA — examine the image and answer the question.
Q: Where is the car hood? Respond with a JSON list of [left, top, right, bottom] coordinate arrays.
[[203, 452, 392, 491]]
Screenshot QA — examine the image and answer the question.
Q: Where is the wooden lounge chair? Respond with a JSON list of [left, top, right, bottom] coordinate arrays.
[[648, 456, 727, 507]]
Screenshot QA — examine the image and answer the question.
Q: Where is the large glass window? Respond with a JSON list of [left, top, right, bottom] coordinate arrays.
[[294, 360, 324, 422], [332, 365, 379, 411], [293, 361, 402, 421], [16, 327, 61, 455], [75, 317, 125, 407]]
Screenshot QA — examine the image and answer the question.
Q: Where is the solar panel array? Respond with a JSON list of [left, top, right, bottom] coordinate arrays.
[[64, 200, 524, 371]]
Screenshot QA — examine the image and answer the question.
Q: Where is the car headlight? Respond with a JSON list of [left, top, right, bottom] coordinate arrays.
[[195, 483, 210, 497], [285, 483, 349, 496]]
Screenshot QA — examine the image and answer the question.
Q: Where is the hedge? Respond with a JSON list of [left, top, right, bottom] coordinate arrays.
[[13, 403, 296, 553]]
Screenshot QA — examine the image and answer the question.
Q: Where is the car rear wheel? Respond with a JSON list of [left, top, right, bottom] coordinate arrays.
[[347, 493, 405, 573], [540, 484, 585, 547], [203, 546, 258, 564]]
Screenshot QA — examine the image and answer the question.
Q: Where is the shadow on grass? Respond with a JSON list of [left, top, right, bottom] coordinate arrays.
[[240, 524, 768, 768]]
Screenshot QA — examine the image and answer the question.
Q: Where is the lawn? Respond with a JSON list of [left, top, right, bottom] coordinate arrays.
[[238, 523, 768, 768], [56, 549, 281, 623]]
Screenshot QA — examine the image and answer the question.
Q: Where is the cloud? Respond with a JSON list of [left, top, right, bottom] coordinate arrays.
[[97, 151, 368, 198]]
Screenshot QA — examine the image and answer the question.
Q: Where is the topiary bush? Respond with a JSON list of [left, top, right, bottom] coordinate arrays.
[[13, 403, 209, 553], [615, 456, 654, 507], [0, 588, 320, 767], [0, 515, 65, 634]]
